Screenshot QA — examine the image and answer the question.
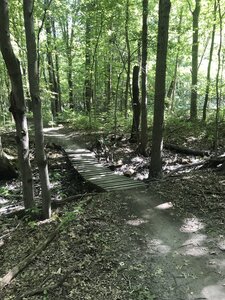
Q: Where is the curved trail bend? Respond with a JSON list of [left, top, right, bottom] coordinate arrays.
[[45, 127, 225, 300]]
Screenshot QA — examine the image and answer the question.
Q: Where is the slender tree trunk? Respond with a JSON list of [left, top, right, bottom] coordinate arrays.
[[149, 0, 171, 178], [139, 0, 148, 155], [67, 52, 74, 109], [52, 20, 62, 112], [85, 13, 92, 117], [202, 0, 217, 122], [105, 61, 112, 110], [190, 0, 201, 121], [214, 0, 223, 154], [0, 0, 35, 209], [23, 0, 51, 219], [124, 0, 131, 119], [168, 8, 183, 112], [45, 2, 59, 117], [130, 66, 140, 143]]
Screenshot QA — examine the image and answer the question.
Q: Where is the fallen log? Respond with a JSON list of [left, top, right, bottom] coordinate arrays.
[[200, 157, 225, 169], [51, 192, 99, 207], [164, 155, 225, 178], [0, 222, 63, 290], [2, 193, 98, 219], [164, 161, 204, 178], [164, 144, 210, 157], [18, 264, 81, 299], [0, 154, 18, 180]]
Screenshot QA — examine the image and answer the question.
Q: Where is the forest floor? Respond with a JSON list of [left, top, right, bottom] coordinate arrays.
[[1, 122, 225, 299]]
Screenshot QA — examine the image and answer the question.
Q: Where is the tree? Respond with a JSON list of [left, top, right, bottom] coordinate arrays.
[[202, 0, 216, 122], [45, 0, 60, 118], [23, 0, 52, 219], [124, 0, 131, 119], [0, 0, 35, 209], [139, 0, 148, 155], [84, 1, 93, 117], [214, 0, 224, 153], [130, 66, 140, 142], [167, 8, 183, 112], [149, 0, 171, 178], [190, 0, 201, 120], [0, 136, 18, 180]]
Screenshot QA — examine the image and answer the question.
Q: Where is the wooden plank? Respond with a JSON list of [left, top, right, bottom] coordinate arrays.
[[64, 145, 145, 191]]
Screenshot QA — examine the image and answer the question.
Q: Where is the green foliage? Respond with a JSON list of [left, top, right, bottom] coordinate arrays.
[[0, 186, 10, 196]]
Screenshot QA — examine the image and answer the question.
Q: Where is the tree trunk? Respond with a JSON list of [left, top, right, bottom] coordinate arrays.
[[130, 66, 140, 143], [214, 0, 223, 155], [149, 0, 171, 178], [45, 1, 59, 118], [124, 0, 131, 119], [52, 19, 62, 113], [139, 0, 148, 155], [0, 136, 18, 180], [202, 0, 216, 122], [190, 0, 200, 121], [0, 0, 35, 209], [85, 11, 92, 117], [23, 0, 52, 219], [168, 8, 183, 112], [60, 18, 74, 110]]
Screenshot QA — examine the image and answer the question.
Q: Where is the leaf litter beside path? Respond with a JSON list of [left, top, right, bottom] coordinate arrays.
[[0, 192, 155, 300], [2, 128, 225, 299]]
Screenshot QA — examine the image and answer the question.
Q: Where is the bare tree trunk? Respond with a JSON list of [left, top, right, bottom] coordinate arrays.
[[0, 136, 18, 180], [139, 0, 148, 155], [130, 66, 140, 143], [52, 20, 62, 112], [214, 0, 223, 155], [167, 8, 183, 112], [85, 10, 92, 118], [45, 0, 59, 118], [124, 0, 131, 119], [23, 0, 51, 219], [202, 0, 217, 122], [190, 0, 201, 120], [149, 0, 171, 178], [0, 0, 35, 209]]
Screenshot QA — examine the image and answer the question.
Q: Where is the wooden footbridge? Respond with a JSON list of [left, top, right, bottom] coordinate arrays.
[[65, 147, 145, 192], [45, 128, 145, 192]]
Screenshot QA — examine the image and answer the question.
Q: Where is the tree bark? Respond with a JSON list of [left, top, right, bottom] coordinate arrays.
[[139, 0, 148, 155], [52, 19, 62, 112], [85, 6, 92, 117], [190, 0, 200, 121], [130, 66, 140, 143], [124, 0, 131, 119], [0, 137, 18, 179], [202, 1, 216, 122], [214, 0, 223, 154], [167, 8, 183, 112], [0, 0, 35, 209], [23, 0, 52, 219], [45, 0, 60, 118], [149, 0, 171, 178]]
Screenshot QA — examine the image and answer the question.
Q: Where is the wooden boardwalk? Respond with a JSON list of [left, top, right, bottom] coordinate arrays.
[[64, 147, 146, 192]]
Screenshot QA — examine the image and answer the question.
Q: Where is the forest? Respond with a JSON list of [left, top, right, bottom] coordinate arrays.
[[1, 0, 225, 299]]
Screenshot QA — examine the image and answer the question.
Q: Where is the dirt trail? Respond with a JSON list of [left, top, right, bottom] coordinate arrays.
[[121, 188, 225, 300], [44, 127, 225, 300]]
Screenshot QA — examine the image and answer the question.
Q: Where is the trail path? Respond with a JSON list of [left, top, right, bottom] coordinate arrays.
[[45, 127, 225, 300]]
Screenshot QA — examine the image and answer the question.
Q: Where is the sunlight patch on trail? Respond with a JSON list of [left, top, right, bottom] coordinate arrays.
[[146, 238, 171, 255], [180, 217, 205, 233], [126, 218, 148, 226], [155, 202, 173, 210], [182, 233, 207, 247], [199, 282, 225, 300]]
